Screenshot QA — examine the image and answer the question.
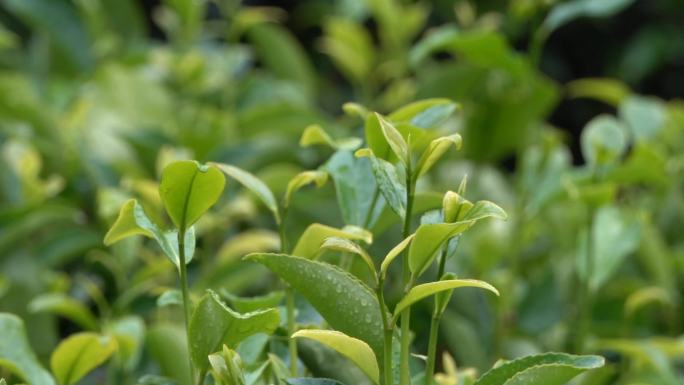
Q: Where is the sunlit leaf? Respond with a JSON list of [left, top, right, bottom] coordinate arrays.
[[380, 234, 415, 279], [159, 160, 225, 230], [414, 134, 462, 178], [408, 221, 474, 277], [213, 163, 278, 220], [284, 170, 328, 208], [292, 329, 379, 384], [320, 237, 376, 278], [292, 223, 372, 259], [28, 293, 98, 331], [393, 279, 498, 318], [50, 333, 117, 385]]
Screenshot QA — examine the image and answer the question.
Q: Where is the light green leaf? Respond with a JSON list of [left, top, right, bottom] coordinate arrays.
[[245, 254, 384, 358], [375, 113, 409, 166], [300, 124, 362, 150], [103, 199, 196, 268], [542, 0, 635, 36], [156, 290, 182, 307], [433, 273, 458, 315], [355, 148, 406, 219], [393, 279, 498, 319], [624, 286, 672, 317], [105, 316, 145, 370], [216, 229, 280, 264], [292, 330, 379, 384], [408, 221, 474, 277], [578, 205, 641, 291], [188, 290, 279, 371], [146, 324, 190, 385], [320, 17, 375, 84], [0, 313, 55, 385], [618, 95, 666, 141], [474, 352, 604, 385], [320, 237, 376, 278], [159, 160, 226, 230], [28, 293, 98, 331], [103, 199, 154, 245], [284, 170, 328, 208], [342, 102, 369, 120], [208, 345, 246, 385], [213, 163, 278, 219], [285, 379, 345, 385], [221, 290, 285, 313], [414, 134, 462, 178], [461, 200, 507, 222], [567, 78, 630, 106], [388, 99, 459, 129], [380, 234, 415, 279], [51, 333, 117, 385], [580, 115, 628, 166], [292, 223, 372, 260]]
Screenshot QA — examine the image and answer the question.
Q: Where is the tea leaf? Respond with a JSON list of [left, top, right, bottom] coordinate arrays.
[[356, 148, 406, 219], [245, 253, 384, 358], [28, 293, 98, 331], [408, 221, 474, 277], [414, 134, 462, 178], [300, 124, 362, 150], [50, 332, 117, 385], [461, 200, 507, 222], [292, 329, 379, 384], [619, 95, 666, 140], [136, 375, 179, 385], [285, 379, 345, 385], [103, 199, 196, 268], [580, 115, 628, 166], [284, 170, 328, 208], [156, 290, 182, 307], [380, 234, 415, 279], [213, 163, 278, 219], [324, 150, 379, 226], [375, 113, 409, 166], [159, 160, 225, 230], [146, 324, 191, 385], [393, 279, 498, 318], [567, 78, 630, 106], [188, 290, 279, 371], [221, 290, 285, 313], [474, 352, 604, 385], [388, 98, 458, 129], [542, 0, 635, 36], [292, 223, 372, 259], [320, 237, 376, 278], [0, 313, 55, 385]]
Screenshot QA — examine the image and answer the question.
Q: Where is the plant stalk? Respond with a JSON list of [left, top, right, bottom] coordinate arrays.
[[278, 212, 298, 376], [575, 204, 595, 353], [377, 278, 394, 385], [424, 314, 441, 385], [399, 171, 416, 385], [178, 228, 195, 384]]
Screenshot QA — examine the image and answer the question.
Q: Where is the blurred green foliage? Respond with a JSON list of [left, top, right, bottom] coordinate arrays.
[[0, 0, 683, 384]]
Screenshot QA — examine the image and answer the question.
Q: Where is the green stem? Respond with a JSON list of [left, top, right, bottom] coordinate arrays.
[[196, 370, 207, 385], [363, 187, 382, 229], [399, 172, 416, 385], [425, 314, 441, 385], [377, 278, 393, 385], [575, 204, 595, 353], [278, 212, 298, 376], [178, 228, 195, 384]]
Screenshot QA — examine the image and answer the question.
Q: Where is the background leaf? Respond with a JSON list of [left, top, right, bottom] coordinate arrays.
[[0, 313, 55, 385], [474, 353, 604, 385], [50, 332, 117, 385]]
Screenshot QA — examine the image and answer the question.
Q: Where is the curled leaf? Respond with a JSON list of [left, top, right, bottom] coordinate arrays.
[[393, 279, 498, 319]]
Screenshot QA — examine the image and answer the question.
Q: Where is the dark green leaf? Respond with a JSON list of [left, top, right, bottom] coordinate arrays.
[[474, 353, 604, 385], [188, 290, 279, 371], [245, 253, 384, 358]]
